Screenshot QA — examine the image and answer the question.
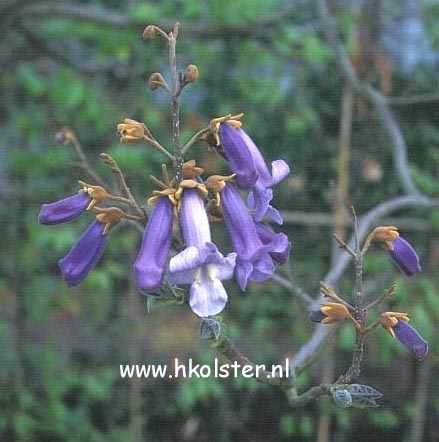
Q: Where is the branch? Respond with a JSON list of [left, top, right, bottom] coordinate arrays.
[[387, 93, 439, 106], [290, 194, 439, 375], [216, 336, 288, 387], [315, 0, 421, 197], [287, 384, 331, 407]]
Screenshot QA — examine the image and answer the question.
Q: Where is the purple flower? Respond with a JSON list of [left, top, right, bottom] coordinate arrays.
[[218, 123, 290, 224], [392, 320, 429, 361], [255, 223, 291, 264], [58, 220, 108, 287], [220, 184, 275, 290], [134, 197, 173, 291], [218, 123, 258, 190], [237, 129, 289, 224], [38, 192, 91, 225], [168, 189, 236, 317], [388, 236, 421, 276]]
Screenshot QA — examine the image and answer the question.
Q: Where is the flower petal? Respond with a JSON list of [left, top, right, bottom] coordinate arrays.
[[134, 197, 173, 291], [38, 193, 91, 225], [393, 320, 429, 361], [189, 272, 228, 317], [388, 236, 421, 276], [58, 220, 107, 287], [219, 123, 258, 189], [270, 160, 290, 186], [255, 223, 291, 264]]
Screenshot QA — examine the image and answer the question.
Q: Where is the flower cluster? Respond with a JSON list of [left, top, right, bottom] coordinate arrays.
[[39, 119, 291, 318], [38, 182, 130, 287]]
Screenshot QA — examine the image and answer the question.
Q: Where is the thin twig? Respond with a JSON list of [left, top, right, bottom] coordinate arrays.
[[216, 336, 289, 387], [100, 153, 145, 219], [181, 127, 211, 155], [315, 0, 421, 197], [70, 135, 106, 187]]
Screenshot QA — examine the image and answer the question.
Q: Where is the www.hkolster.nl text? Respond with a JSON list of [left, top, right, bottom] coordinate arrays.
[[120, 358, 290, 379]]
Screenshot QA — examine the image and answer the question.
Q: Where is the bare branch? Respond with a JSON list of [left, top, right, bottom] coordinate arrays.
[[315, 0, 421, 196], [387, 93, 439, 106], [216, 336, 288, 387]]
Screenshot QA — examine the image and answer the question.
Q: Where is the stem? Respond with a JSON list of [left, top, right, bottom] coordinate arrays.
[[100, 153, 145, 219], [71, 135, 106, 187], [168, 25, 183, 183], [143, 135, 175, 161], [181, 127, 211, 155]]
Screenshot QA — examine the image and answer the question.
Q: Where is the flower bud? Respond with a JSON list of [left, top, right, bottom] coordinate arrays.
[[117, 119, 148, 142], [184, 64, 199, 83], [143, 25, 156, 40], [148, 72, 167, 91], [55, 127, 76, 145]]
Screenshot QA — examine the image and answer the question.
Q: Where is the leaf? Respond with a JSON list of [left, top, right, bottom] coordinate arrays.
[[348, 384, 383, 399], [332, 389, 352, 408], [200, 318, 221, 341]]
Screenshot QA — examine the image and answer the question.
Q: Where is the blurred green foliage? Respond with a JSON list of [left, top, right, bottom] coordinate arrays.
[[1, 0, 439, 441]]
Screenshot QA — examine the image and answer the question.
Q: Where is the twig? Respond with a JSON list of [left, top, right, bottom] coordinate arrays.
[[333, 233, 356, 258], [315, 0, 421, 197], [387, 93, 439, 106], [216, 336, 288, 387], [181, 127, 211, 155], [100, 153, 145, 220], [69, 134, 106, 187], [271, 273, 314, 308], [143, 135, 175, 161], [287, 384, 332, 408]]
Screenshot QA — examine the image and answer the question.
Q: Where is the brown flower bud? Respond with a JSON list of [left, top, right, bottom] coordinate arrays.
[[320, 302, 350, 324], [143, 25, 156, 40], [379, 311, 410, 337], [148, 73, 167, 91], [116, 119, 148, 142], [184, 64, 199, 83], [182, 160, 204, 179], [95, 207, 125, 234]]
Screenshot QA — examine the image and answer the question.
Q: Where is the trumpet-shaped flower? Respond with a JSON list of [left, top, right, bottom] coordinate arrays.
[[218, 183, 275, 290], [255, 223, 290, 264], [38, 192, 91, 225], [388, 236, 421, 276], [134, 197, 173, 291], [168, 189, 236, 317], [218, 123, 258, 190], [218, 123, 289, 224], [59, 220, 108, 287]]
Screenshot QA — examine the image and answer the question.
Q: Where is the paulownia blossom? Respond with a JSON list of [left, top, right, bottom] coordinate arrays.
[[207, 177, 277, 290], [59, 219, 108, 287], [38, 192, 91, 225], [134, 196, 173, 291], [218, 123, 290, 224], [38, 183, 109, 225], [380, 312, 428, 361], [168, 187, 236, 317]]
